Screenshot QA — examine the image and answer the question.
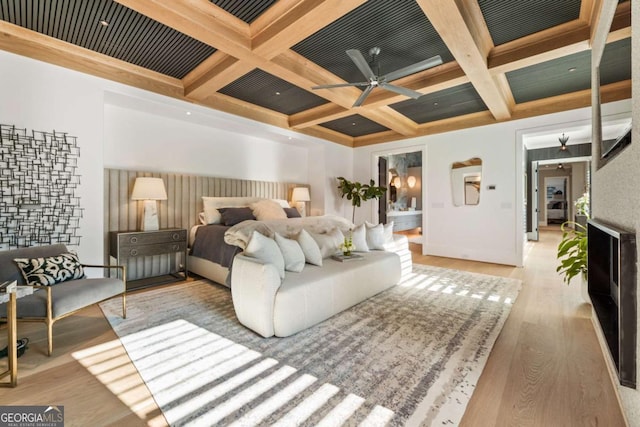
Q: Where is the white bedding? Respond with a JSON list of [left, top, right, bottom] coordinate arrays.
[[224, 215, 354, 250]]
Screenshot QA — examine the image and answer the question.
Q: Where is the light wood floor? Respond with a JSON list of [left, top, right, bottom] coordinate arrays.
[[0, 230, 626, 426]]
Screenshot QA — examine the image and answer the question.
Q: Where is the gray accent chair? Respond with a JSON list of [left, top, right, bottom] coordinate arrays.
[[0, 244, 126, 355]]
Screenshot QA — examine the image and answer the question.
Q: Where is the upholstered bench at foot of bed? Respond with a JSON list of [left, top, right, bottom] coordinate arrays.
[[231, 250, 401, 338]]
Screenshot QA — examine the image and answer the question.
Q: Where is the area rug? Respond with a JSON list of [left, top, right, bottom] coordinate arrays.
[[99, 264, 521, 426]]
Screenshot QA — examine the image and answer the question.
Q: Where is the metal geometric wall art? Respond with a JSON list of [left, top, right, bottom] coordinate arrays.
[[0, 124, 82, 249]]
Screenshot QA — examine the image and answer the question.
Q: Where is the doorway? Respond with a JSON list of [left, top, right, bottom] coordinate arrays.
[[373, 147, 425, 249], [529, 157, 590, 241]]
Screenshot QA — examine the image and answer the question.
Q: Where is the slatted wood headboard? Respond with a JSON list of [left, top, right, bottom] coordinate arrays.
[[104, 168, 305, 280]]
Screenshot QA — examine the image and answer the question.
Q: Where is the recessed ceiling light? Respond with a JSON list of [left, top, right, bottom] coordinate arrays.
[[99, 19, 109, 27], [352, 122, 356, 126], [568, 67, 576, 72], [434, 102, 439, 106], [186, 111, 191, 115], [288, 136, 292, 140], [275, 91, 281, 95]]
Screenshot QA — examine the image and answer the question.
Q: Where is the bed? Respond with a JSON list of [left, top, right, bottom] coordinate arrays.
[[187, 197, 353, 286]]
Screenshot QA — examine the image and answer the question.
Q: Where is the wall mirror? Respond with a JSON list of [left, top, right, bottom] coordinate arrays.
[[451, 157, 482, 206]]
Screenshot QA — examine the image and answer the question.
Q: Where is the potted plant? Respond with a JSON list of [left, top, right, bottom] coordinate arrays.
[[336, 177, 387, 223], [556, 221, 589, 302], [574, 192, 589, 227]]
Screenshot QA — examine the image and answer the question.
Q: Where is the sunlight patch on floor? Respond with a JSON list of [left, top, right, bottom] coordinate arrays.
[[73, 319, 395, 426], [399, 270, 515, 305]]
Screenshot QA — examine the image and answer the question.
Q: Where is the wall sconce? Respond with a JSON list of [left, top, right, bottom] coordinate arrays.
[[407, 176, 417, 188], [291, 187, 310, 217], [131, 177, 167, 231], [393, 176, 402, 188]]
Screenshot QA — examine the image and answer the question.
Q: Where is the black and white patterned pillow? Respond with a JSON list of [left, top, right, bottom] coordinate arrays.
[[14, 252, 85, 286]]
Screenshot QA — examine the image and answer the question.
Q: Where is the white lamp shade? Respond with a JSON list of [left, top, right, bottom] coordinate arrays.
[[291, 187, 310, 202], [407, 176, 417, 188], [131, 177, 168, 201], [393, 176, 402, 188]]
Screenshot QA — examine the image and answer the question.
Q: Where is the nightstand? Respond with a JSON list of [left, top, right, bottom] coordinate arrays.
[[109, 228, 188, 290]]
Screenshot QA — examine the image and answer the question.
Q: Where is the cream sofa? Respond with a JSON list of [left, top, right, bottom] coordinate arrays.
[[231, 235, 410, 338]]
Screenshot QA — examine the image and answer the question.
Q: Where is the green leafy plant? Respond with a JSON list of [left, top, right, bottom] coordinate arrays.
[[574, 192, 590, 217], [556, 221, 587, 285], [336, 177, 386, 223]]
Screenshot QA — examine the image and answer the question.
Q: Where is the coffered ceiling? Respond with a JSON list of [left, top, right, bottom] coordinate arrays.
[[0, 0, 631, 147]]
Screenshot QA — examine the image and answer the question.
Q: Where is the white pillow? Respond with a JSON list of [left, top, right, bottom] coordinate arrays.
[[296, 229, 323, 266], [274, 233, 305, 273], [351, 224, 369, 252], [383, 221, 394, 244], [244, 231, 285, 279], [202, 196, 263, 224], [365, 223, 386, 250], [309, 228, 344, 258], [272, 199, 291, 208], [198, 211, 207, 225], [251, 199, 288, 221]]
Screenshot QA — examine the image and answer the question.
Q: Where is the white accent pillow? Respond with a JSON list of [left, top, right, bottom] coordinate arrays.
[[296, 229, 323, 266], [365, 223, 386, 250], [198, 211, 206, 225], [309, 228, 344, 258], [383, 221, 394, 243], [202, 196, 263, 224], [272, 199, 291, 208], [274, 233, 305, 273], [351, 224, 369, 252], [244, 231, 285, 279], [251, 199, 288, 221]]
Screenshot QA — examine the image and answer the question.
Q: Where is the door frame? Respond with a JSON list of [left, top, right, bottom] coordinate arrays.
[[370, 145, 426, 251], [531, 156, 591, 239]]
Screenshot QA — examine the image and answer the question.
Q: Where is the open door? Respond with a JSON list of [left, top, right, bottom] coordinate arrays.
[[529, 161, 539, 241], [378, 157, 387, 224]]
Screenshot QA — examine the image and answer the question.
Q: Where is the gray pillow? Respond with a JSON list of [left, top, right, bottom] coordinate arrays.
[[218, 207, 256, 226], [284, 207, 301, 218]]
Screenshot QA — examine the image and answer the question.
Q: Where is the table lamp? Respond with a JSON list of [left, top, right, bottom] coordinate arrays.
[[291, 187, 310, 217], [131, 177, 167, 231]]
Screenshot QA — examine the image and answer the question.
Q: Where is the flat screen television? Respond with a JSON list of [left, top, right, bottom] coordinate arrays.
[[602, 122, 632, 159]]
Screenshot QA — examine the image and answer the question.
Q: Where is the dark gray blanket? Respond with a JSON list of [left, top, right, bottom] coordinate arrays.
[[190, 224, 241, 268]]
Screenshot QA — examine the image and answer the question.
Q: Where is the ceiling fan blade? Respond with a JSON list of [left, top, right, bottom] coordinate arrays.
[[346, 49, 376, 80], [382, 55, 443, 82], [312, 82, 370, 89], [352, 85, 374, 107], [379, 83, 423, 99]]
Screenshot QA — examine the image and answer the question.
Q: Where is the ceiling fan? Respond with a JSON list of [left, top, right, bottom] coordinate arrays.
[[312, 47, 443, 107]]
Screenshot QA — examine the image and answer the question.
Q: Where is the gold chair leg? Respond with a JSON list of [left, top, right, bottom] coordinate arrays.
[[47, 320, 53, 356], [122, 293, 127, 319]]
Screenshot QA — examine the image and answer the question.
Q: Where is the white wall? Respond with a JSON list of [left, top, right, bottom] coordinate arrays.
[[354, 104, 632, 267], [0, 51, 106, 267], [0, 50, 349, 264]]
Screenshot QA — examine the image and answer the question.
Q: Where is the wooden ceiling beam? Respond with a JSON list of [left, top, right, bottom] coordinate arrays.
[[490, 3, 630, 75], [115, 0, 251, 55], [354, 80, 631, 147], [289, 103, 350, 129], [182, 52, 254, 98], [119, 0, 414, 135], [251, 0, 366, 59], [416, 0, 512, 120], [297, 125, 354, 147], [198, 92, 290, 129], [0, 21, 184, 98]]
